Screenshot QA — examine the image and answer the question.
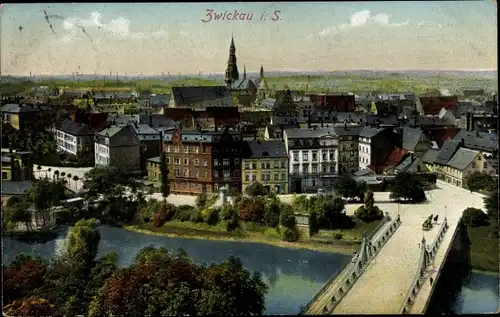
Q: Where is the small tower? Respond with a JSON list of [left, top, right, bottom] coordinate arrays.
[[260, 65, 264, 78], [225, 34, 239, 88]]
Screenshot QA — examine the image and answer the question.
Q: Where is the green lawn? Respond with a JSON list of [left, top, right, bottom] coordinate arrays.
[[468, 222, 499, 273], [313, 218, 383, 242]]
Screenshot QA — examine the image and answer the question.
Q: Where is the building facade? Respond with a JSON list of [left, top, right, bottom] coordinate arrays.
[[56, 120, 95, 161], [1, 150, 33, 181], [334, 125, 363, 174], [358, 127, 399, 172], [95, 125, 141, 171], [162, 128, 243, 195], [241, 140, 289, 194], [284, 127, 338, 193]]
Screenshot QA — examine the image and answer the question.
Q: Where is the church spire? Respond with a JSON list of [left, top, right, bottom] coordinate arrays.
[[225, 34, 239, 88], [260, 65, 264, 78]]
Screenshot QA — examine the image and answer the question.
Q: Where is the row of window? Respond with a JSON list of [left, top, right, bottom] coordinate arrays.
[[292, 151, 335, 162], [243, 161, 286, 170], [244, 173, 287, 182], [359, 156, 370, 164], [170, 168, 240, 180], [359, 145, 370, 153], [166, 157, 240, 166], [292, 165, 335, 174], [166, 145, 201, 154]]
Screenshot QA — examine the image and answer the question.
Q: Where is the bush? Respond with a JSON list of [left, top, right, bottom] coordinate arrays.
[[462, 208, 489, 227], [226, 210, 239, 232], [309, 211, 319, 235], [238, 197, 266, 222], [389, 172, 427, 203], [263, 199, 281, 228], [354, 191, 383, 222], [333, 233, 343, 240], [195, 194, 207, 209], [279, 203, 296, 229], [206, 208, 220, 226], [281, 227, 299, 242], [174, 205, 196, 222], [152, 209, 167, 227], [245, 182, 267, 197], [220, 204, 235, 221], [189, 209, 203, 223], [466, 172, 497, 192]]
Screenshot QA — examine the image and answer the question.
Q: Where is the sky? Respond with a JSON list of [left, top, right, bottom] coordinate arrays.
[[0, 1, 497, 75]]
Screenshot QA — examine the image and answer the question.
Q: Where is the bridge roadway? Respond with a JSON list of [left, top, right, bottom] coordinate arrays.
[[306, 180, 485, 315]]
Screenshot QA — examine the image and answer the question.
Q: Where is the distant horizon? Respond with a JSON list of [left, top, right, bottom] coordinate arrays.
[[1, 2, 496, 74], [2, 68, 498, 78]]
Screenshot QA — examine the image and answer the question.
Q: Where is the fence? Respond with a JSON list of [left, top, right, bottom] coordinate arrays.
[[399, 216, 449, 314], [300, 213, 402, 315]]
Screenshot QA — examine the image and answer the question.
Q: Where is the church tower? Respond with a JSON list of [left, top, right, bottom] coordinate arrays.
[[225, 35, 239, 88]]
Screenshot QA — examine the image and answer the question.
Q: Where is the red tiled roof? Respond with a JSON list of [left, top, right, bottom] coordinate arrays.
[[310, 94, 355, 111], [424, 127, 460, 147], [385, 148, 408, 167], [419, 96, 458, 115]]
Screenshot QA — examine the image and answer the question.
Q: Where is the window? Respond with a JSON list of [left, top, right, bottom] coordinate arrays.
[[174, 158, 180, 165], [214, 183, 219, 191], [281, 161, 286, 168], [194, 169, 199, 178], [266, 162, 271, 169], [184, 158, 189, 165], [252, 175, 257, 181], [274, 173, 279, 180], [166, 157, 170, 164], [184, 146, 189, 153], [293, 151, 299, 161], [261, 174, 266, 181], [1, 171, 7, 180], [293, 166, 299, 174], [214, 159, 219, 166], [194, 146, 199, 153], [203, 159, 208, 167], [223, 158, 230, 166], [244, 162, 250, 169], [213, 170, 219, 179], [281, 173, 286, 180], [322, 152, 327, 161], [329, 152, 334, 160], [174, 146, 180, 152], [274, 161, 280, 169], [471, 162, 476, 168], [245, 174, 250, 181], [322, 165, 328, 173], [184, 167, 189, 177], [312, 166, 318, 174], [302, 152, 309, 161], [312, 151, 318, 161], [203, 170, 208, 178], [174, 168, 180, 176], [252, 163, 257, 169], [223, 170, 230, 180], [194, 158, 199, 166], [483, 161, 488, 169], [235, 158, 240, 165]]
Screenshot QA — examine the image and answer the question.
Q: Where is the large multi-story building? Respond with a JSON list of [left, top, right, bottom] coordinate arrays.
[[334, 125, 363, 174], [284, 127, 338, 193], [162, 127, 243, 194], [1, 150, 33, 181], [94, 125, 141, 171], [241, 140, 289, 194], [56, 119, 95, 162], [358, 127, 400, 172]]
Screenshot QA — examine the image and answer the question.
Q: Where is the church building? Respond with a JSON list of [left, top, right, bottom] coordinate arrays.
[[224, 35, 258, 107]]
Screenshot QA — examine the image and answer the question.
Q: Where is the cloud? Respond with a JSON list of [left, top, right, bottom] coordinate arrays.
[[320, 9, 409, 36], [53, 12, 168, 44]]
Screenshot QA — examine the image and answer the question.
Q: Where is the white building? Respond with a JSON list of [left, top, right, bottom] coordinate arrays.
[[56, 120, 94, 160], [284, 127, 338, 193]]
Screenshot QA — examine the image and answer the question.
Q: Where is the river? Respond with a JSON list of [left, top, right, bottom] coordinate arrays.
[[3, 225, 350, 315], [3, 226, 498, 314]]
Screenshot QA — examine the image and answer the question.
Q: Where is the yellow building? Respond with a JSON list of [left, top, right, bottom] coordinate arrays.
[[429, 147, 495, 188], [1, 104, 41, 130], [241, 140, 289, 194], [147, 156, 162, 182]]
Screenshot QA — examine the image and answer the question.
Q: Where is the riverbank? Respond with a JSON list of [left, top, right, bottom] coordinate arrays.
[[125, 222, 363, 254], [468, 222, 499, 273]]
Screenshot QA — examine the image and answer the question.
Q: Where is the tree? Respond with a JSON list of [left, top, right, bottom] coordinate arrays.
[[389, 172, 427, 203], [309, 211, 320, 235], [159, 152, 170, 207], [238, 197, 266, 222], [334, 174, 363, 200], [25, 179, 65, 227], [65, 218, 101, 267], [323, 196, 346, 229], [291, 194, 309, 212], [462, 208, 489, 227], [2, 254, 48, 305], [199, 257, 267, 315], [3, 196, 32, 231], [466, 172, 497, 192], [245, 182, 266, 196], [4, 297, 54, 316], [195, 193, 207, 209], [355, 190, 384, 222], [83, 166, 138, 203], [263, 198, 281, 227], [484, 187, 498, 221]]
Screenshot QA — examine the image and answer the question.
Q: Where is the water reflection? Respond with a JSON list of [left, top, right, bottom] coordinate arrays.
[[3, 225, 349, 315], [452, 272, 500, 314]]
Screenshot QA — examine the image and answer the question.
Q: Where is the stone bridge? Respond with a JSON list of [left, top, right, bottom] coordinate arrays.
[[301, 180, 485, 315]]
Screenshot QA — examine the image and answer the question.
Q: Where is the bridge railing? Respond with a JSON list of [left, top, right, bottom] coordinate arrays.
[[300, 213, 401, 315], [399, 216, 449, 314]]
